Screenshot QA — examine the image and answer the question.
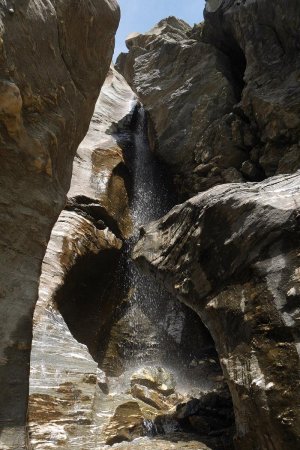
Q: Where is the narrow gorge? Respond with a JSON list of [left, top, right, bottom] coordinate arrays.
[[0, 1, 300, 450]]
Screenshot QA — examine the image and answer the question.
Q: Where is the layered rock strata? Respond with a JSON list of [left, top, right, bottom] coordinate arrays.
[[28, 67, 136, 449], [134, 172, 300, 450], [117, 1, 300, 197], [0, 1, 120, 448]]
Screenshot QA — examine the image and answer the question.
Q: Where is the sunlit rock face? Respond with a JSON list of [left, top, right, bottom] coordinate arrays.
[[28, 68, 136, 449], [68, 67, 136, 239], [0, 1, 120, 448], [116, 16, 241, 197], [134, 172, 300, 450], [29, 213, 122, 449], [117, 1, 300, 198]]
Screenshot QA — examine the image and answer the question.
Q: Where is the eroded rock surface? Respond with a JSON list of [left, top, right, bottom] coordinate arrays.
[[29, 212, 121, 449], [134, 172, 300, 450], [0, 1, 119, 448], [68, 67, 136, 239], [116, 16, 239, 197], [28, 68, 136, 449], [117, 1, 300, 197]]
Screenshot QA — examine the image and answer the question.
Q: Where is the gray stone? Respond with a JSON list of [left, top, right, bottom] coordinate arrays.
[[134, 172, 300, 450]]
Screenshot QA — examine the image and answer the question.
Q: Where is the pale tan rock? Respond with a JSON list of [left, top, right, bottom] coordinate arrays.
[[28, 211, 122, 449], [131, 384, 176, 411], [131, 366, 176, 396], [28, 68, 136, 449], [68, 66, 136, 238], [0, 1, 120, 448], [104, 401, 145, 445]]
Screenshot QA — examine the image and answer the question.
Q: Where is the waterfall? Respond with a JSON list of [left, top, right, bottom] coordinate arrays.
[[120, 105, 187, 369], [99, 103, 217, 409], [131, 105, 170, 228]]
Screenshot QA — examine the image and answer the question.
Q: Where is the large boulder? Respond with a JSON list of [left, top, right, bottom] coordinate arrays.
[[0, 1, 120, 448], [134, 172, 300, 449]]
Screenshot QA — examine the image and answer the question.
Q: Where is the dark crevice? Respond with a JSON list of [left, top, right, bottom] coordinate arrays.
[[66, 196, 123, 238], [55, 247, 126, 363], [220, 38, 247, 102]]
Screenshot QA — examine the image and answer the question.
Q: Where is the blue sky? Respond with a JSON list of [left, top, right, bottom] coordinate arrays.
[[114, 0, 205, 59]]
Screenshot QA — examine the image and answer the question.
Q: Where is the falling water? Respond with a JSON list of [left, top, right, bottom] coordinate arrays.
[[100, 104, 219, 390], [96, 105, 227, 446], [131, 106, 170, 228], [120, 105, 190, 370]]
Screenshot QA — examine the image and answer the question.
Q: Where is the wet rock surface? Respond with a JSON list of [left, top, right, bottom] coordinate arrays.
[[101, 365, 234, 449], [104, 401, 146, 445], [134, 172, 300, 450], [131, 367, 176, 396], [29, 64, 230, 450], [117, 1, 300, 198], [0, 1, 119, 448]]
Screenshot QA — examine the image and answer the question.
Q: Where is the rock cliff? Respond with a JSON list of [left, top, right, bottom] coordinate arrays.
[[28, 67, 136, 449], [134, 172, 300, 449], [117, 0, 300, 198], [129, 1, 300, 449], [3, 0, 300, 449], [0, 1, 119, 448]]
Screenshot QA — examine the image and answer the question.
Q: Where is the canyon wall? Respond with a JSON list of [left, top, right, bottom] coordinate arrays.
[[134, 173, 300, 449], [123, 0, 300, 448], [117, 0, 300, 198], [0, 1, 120, 448], [28, 67, 136, 449]]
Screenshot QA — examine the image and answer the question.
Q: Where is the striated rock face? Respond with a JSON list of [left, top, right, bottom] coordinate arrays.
[[134, 172, 300, 450], [117, 2, 300, 197], [28, 67, 136, 449], [0, 1, 120, 448], [29, 212, 121, 450], [116, 16, 239, 197], [67, 67, 135, 239], [203, 0, 300, 178]]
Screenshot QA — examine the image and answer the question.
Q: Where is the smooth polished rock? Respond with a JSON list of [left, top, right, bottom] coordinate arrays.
[[134, 172, 300, 450], [68, 66, 137, 239], [28, 211, 122, 449], [102, 434, 213, 449], [28, 68, 136, 449], [0, 1, 119, 447]]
